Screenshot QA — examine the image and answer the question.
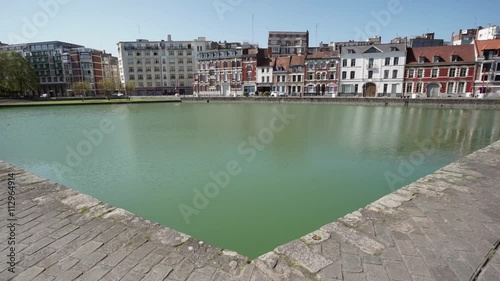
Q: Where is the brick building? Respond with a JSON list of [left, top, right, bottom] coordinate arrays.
[[474, 39, 500, 97], [268, 31, 309, 58], [405, 45, 476, 97], [305, 51, 340, 96]]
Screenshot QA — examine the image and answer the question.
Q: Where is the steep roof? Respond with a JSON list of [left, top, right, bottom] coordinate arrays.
[[290, 55, 305, 66], [273, 56, 291, 71], [306, 51, 340, 59], [407, 45, 475, 64], [475, 39, 500, 53]]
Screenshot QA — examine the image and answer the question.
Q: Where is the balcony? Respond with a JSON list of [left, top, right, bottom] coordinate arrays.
[[366, 64, 378, 70]]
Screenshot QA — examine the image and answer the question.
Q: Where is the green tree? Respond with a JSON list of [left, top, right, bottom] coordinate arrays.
[[0, 51, 39, 96], [72, 82, 91, 97], [124, 81, 135, 97], [98, 79, 117, 97]]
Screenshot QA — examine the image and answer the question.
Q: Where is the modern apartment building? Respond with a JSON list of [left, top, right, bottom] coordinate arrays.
[[117, 35, 211, 95], [474, 39, 500, 97], [452, 28, 479, 45], [339, 43, 406, 97], [102, 53, 120, 85], [268, 31, 309, 58], [66, 48, 104, 95], [1, 41, 84, 96], [477, 25, 500, 40], [405, 45, 476, 97], [305, 51, 340, 95]]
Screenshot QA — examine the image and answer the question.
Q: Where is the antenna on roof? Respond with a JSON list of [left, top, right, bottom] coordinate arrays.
[[252, 14, 255, 44], [316, 24, 319, 46], [137, 25, 141, 37]]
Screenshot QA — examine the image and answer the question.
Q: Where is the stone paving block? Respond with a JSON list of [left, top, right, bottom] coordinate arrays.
[[19, 246, 55, 268], [100, 258, 137, 281], [361, 254, 382, 265], [478, 263, 500, 281], [446, 258, 474, 281], [402, 255, 432, 277], [131, 253, 164, 274], [11, 266, 44, 281], [72, 251, 108, 272], [342, 253, 363, 273], [101, 247, 134, 267], [44, 256, 80, 277], [210, 270, 232, 281], [381, 247, 403, 261], [32, 273, 56, 281], [74, 264, 112, 281], [395, 239, 418, 257], [364, 263, 389, 281], [94, 224, 127, 243], [167, 259, 195, 280], [383, 260, 411, 281], [98, 229, 138, 254], [70, 241, 103, 259], [408, 233, 433, 249], [275, 240, 333, 273], [119, 270, 145, 281], [49, 218, 71, 230], [321, 240, 341, 262], [21, 228, 58, 245], [318, 262, 342, 280], [411, 275, 436, 281], [49, 224, 79, 239], [127, 242, 157, 262], [237, 264, 255, 281], [186, 266, 216, 281], [21, 237, 55, 255], [249, 269, 272, 281], [48, 233, 79, 250], [343, 272, 367, 281]]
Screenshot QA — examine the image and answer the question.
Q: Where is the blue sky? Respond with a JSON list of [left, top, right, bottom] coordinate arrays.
[[1, 0, 498, 56]]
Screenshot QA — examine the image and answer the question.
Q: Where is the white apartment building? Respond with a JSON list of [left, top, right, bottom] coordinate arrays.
[[339, 43, 406, 97], [477, 25, 500, 40], [257, 58, 273, 94], [117, 35, 211, 95]]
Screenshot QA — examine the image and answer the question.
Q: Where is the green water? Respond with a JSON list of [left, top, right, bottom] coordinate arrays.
[[1, 103, 500, 258]]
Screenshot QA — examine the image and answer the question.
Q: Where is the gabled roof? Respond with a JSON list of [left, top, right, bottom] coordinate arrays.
[[306, 51, 340, 59], [340, 43, 406, 55], [273, 56, 291, 71], [364, 46, 382, 53], [406, 45, 475, 64], [475, 39, 500, 53]]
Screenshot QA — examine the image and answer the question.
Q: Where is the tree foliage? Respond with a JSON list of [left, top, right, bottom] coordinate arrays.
[[125, 81, 135, 96], [98, 79, 117, 96], [72, 82, 91, 96], [0, 51, 39, 95]]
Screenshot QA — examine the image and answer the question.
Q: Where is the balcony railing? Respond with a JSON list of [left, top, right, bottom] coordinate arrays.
[[366, 64, 378, 69]]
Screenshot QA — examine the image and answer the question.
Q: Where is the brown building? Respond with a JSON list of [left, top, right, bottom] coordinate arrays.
[[268, 31, 309, 58]]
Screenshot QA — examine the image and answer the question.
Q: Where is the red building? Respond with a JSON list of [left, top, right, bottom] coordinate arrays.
[[69, 48, 104, 95], [405, 45, 476, 97], [305, 51, 340, 96]]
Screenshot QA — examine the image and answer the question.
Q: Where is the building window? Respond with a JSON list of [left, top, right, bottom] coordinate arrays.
[[354, 84, 358, 93], [129, 75, 135, 80], [385, 57, 391, 66], [419, 56, 426, 63], [451, 55, 459, 62], [309, 73, 314, 80], [431, 68, 438, 78], [342, 71, 347, 79], [417, 69, 423, 78], [351, 59, 356, 67], [350, 71, 355, 79], [329, 72, 335, 80], [368, 58, 374, 68], [449, 68, 456, 77], [460, 68, 467, 77], [298, 75, 302, 82], [392, 70, 398, 79], [416, 82, 423, 93], [408, 69, 414, 78], [433, 56, 440, 63], [342, 59, 347, 67], [178, 51, 183, 56], [383, 84, 388, 94], [457, 82, 466, 93], [406, 83, 413, 93], [129, 67, 134, 73], [138, 74, 144, 80], [447, 82, 455, 93], [394, 57, 399, 65], [368, 71, 373, 79], [384, 70, 389, 79], [391, 84, 397, 94]]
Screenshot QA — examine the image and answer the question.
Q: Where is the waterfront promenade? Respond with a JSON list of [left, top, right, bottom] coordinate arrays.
[[1, 139, 500, 280]]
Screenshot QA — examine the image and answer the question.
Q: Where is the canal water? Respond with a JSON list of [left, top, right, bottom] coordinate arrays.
[[1, 103, 500, 258]]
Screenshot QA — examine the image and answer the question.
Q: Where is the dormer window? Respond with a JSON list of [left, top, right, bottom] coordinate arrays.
[[347, 49, 355, 54], [433, 56, 440, 63], [451, 55, 459, 62], [419, 56, 426, 63], [391, 47, 399, 51]]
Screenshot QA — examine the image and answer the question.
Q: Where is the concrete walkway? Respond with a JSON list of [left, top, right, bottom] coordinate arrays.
[[1, 140, 500, 280]]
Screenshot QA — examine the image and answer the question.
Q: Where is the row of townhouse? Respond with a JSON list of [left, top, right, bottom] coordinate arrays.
[[193, 39, 500, 98]]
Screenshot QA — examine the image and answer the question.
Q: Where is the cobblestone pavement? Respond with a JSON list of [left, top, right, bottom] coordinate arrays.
[[1, 140, 500, 281]]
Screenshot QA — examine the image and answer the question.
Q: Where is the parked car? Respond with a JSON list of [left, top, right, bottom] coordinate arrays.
[[271, 92, 286, 97], [112, 92, 124, 97], [40, 93, 49, 98]]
